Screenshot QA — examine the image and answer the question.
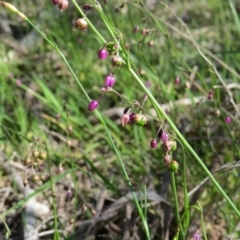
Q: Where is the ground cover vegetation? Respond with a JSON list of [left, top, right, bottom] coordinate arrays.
[[0, 0, 240, 239]]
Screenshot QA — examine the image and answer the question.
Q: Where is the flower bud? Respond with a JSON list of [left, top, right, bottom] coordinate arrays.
[[98, 49, 108, 60], [168, 160, 179, 172], [215, 109, 221, 117], [66, 125, 73, 134], [121, 114, 130, 126], [163, 154, 171, 165], [57, 166, 64, 174], [161, 132, 169, 142], [39, 152, 47, 160], [88, 100, 98, 111], [24, 158, 32, 165], [112, 55, 123, 67], [75, 18, 88, 31], [106, 42, 118, 54], [105, 75, 115, 87], [225, 116, 231, 124], [23, 179, 28, 187], [133, 26, 139, 33], [83, 4, 93, 10], [129, 113, 136, 124], [32, 175, 41, 183], [134, 114, 147, 126], [150, 139, 157, 149], [141, 28, 147, 36], [33, 151, 39, 158], [148, 40, 154, 47], [170, 140, 177, 151], [175, 76, 180, 84], [208, 90, 214, 100], [193, 233, 200, 240], [57, 0, 68, 11], [52, 0, 59, 5]]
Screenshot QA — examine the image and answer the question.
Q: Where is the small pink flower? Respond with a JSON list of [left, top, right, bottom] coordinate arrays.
[[225, 116, 231, 124]]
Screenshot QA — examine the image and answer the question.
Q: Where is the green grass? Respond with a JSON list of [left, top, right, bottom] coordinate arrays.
[[0, 0, 240, 239]]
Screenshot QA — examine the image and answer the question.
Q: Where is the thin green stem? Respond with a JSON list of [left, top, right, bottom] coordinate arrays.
[[170, 172, 182, 239]]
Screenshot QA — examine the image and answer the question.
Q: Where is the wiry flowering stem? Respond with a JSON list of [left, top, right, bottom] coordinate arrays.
[[84, 0, 240, 219]]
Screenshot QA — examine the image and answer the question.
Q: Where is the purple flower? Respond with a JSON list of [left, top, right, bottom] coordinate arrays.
[[88, 100, 98, 111], [225, 116, 231, 124], [150, 139, 157, 149], [98, 49, 108, 60], [161, 132, 169, 142], [193, 233, 200, 240], [105, 75, 115, 87]]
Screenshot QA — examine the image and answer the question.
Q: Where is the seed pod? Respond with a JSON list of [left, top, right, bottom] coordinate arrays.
[[133, 114, 147, 126], [33, 151, 39, 158], [39, 152, 47, 160], [106, 42, 118, 54], [111, 55, 123, 67], [32, 175, 41, 183], [23, 179, 28, 187], [148, 40, 154, 47], [24, 158, 32, 165], [75, 18, 88, 31], [168, 160, 179, 172], [37, 159, 43, 166]]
